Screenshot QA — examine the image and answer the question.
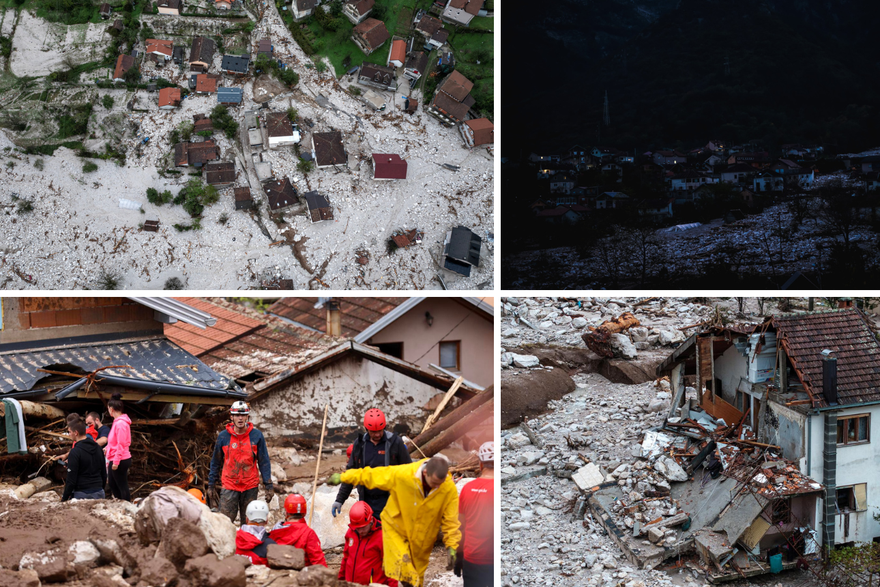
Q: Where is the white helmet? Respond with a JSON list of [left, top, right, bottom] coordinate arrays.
[[230, 401, 250, 415], [245, 499, 270, 523], [478, 442, 494, 462]]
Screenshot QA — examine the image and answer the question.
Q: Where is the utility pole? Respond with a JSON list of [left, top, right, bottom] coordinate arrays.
[[603, 90, 610, 126]]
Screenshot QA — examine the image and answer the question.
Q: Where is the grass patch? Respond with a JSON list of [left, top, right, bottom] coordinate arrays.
[[24, 141, 83, 155], [447, 28, 493, 116]]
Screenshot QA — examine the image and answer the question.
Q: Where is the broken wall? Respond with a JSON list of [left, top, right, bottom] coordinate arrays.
[[250, 354, 441, 442], [714, 342, 750, 406], [763, 401, 806, 461]]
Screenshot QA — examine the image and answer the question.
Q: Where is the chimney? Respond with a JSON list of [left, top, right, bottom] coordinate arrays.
[[837, 298, 853, 309], [325, 299, 342, 336], [822, 353, 837, 406]]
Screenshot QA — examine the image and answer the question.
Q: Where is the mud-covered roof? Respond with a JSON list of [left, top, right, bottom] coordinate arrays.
[[268, 297, 404, 336]]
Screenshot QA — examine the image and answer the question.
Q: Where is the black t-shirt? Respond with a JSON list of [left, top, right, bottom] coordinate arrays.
[[97, 425, 111, 439]]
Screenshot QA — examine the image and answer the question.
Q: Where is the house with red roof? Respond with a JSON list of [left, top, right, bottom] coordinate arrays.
[[388, 39, 406, 68], [145, 39, 173, 64], [460, 118, 493, 148], [113, 54, 135, 82], [352, 18, 389, 55], [158, 87, 181, 110], [372, 154, 407, 180]]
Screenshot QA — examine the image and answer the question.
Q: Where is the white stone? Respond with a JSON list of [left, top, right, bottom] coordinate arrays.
[[609, 334, 638, 359], [511, 354, 540, 368], [508, 522, 531, 531], [572, 317, 588, 328], [69, 540, 101, 565], [308, 486, 357, 549], [653, 456, 688, 482]]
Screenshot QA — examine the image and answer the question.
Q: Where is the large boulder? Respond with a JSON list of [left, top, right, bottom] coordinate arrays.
[[19, 550, 72, 583], [308, 486, 356, 549], [501, 367, 576, 428], [138, 555, 178, 587], [162, 517, 210, 571], [296, 565, 338, 586], [0, 569, 40, 587], [609, 333, 638, 359], [184, 554, 247, 587], [266, 544, 305, 570]]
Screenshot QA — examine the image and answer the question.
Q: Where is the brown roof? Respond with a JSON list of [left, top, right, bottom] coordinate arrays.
[[359, 63, 395, 86], [774, 309, 880, 407], [190, 36, 216, 64], [258, 39, 272, 53], [196, 74, 218, 93], [313, 131, 346, 167], [431, 91, 470, 121], [265, 177, 298, 210], [193, 117, 214, 132], [158, 0, 180, 8], [438, 70, 473, 102], [113, 54, 135, 80], [174, 140, 219, 166], [346, 0, 374, 15], [111, 19, 124, 30], [145, 38, 173, 57], [234, 187, 252, 202], [268, 297, 405, 336], [392, 228, 419, 248], [448, 0, 483, 16], [352, 18, 389, 50], [100, 3, 111, 12], [205, 161, 235, 185], [416, 14, 443, 36], [465, 118, 493, 146], [158, 87, 181, 108], [265, 112, 294, 138], [304, 191, 333, 222], [405, 51, 428, 74], [164, 298, 265, 357]]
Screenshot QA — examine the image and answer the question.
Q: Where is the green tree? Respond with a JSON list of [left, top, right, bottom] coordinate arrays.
[[102, 94, 114, 109]]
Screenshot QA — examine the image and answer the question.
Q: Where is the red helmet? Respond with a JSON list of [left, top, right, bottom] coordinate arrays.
[[346, 443, 353, 459], [364, 409, 386, 431], [349, 501, 374, 529], [284, 494, 307, 515]]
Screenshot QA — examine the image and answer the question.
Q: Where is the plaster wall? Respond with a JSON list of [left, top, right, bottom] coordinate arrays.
[[250, 354, 441, 444], [714, 344, 750, 405]]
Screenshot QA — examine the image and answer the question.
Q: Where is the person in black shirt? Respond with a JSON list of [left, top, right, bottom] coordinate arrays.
[[61, 419, 107, 501], [86, 411, 111, 448], [331, 408, 412, 520]]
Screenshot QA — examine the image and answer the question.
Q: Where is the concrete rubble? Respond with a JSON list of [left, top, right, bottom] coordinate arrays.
[[501, 297, 825, 587]]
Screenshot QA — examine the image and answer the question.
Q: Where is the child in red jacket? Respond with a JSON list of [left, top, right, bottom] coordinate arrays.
[[235, 500, 276, 566], [268, 494, 327, 567], [339, 501, 397, 586]]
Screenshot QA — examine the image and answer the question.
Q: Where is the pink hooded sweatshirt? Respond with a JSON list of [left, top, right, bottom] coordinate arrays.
[[105, 414, 132, 466]]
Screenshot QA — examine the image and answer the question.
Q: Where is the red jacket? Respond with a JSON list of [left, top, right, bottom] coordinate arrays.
[[235, 525, 276, 566], [268, 519, 327, 567], [338, 522, 397, 586]]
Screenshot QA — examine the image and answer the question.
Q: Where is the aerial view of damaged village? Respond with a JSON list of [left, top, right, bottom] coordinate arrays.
[[0, 0, 493, 289]]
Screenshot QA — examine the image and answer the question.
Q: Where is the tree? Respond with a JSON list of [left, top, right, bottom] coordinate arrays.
[[623, 224, 665, 287], [124, 65, 140, 84], [297, 159, 314, 174], [287, 106, 298, 122], [209, 105, 238, 139], [102, 94, 114, 109], [824, 541, 880, 587]]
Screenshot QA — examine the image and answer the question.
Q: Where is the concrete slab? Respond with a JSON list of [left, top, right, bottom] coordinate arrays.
[[572, 463, 605, 492]]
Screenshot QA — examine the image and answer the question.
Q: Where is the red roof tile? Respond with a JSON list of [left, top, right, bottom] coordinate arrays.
[[165, 298, 265, 356], [268, 297, 404, 336]]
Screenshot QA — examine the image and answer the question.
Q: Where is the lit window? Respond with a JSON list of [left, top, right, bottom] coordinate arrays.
[[439, 341, 460, 371]]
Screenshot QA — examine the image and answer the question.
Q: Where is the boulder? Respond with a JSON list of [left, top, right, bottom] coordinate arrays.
[[658, 330, 684, 345], [609, 334, 638, 359], [571, 317, 588, 329], [630, 327, 649, 342], [653, 456, 688, 482], [308, 486, 356, 549], [20, 551, 72, 583], [69, 540, 101, 566], [646, 399, 669, 413], [0, 569, 40, 587], [501, 367, 576, 428], [184, 554, 246, 587], [296, 565, 338, 585], [511, 354, 540, 368], [138, 555, 178, 587], [162, 516, 210, 571], [266, 544, 305, 570]]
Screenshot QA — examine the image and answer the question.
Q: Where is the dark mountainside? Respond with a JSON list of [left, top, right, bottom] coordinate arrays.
[[503, 0, 880, 154]]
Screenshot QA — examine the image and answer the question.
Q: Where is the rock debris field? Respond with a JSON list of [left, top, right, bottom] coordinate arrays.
[[500, 296, 822, 587], [0, 4, 493, 290]]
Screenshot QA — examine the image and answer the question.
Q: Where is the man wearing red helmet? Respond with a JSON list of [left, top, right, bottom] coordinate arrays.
[[331, 408, 412, 520], [339, 501, 397, 586], [268, 494, 327, 567]]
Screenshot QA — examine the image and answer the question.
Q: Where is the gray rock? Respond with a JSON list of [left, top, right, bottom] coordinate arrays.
[[511, 354, 540, 368], [630, 327, 649, 342], [508, 522, 531, 531], [609, 333, 638, 359], [653, 456, 688, 482], [502, 329, 519, 338], [266, 544, 305, 570], [646, 399, 668, 413], [507, 297, 521, 305], [571, 317, 588, 328]]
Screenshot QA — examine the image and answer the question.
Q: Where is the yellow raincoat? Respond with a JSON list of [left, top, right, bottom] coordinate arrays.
[[340, 459, 461, 587]]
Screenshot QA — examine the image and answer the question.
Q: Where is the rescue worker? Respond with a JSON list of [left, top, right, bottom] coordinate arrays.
[[188, 488, 207, 505], [268, 494, 327, 567], [61, 418, 107, 501], [338, 501, 397, 586], [455, 442, 494, 587], [331, 408, 412, 520], [234, 500, 276, 566], [328, 455, 461, 587], [208, 401, 273, 523]]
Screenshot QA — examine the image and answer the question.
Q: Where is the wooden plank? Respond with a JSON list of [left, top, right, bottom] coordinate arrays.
[[421, 376, 463, 433]]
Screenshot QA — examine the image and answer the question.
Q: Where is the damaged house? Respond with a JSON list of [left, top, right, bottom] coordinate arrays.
[[654, 304, 880, 561]]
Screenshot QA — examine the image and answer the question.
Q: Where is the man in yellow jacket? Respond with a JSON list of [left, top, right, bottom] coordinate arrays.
[[328, 455, 461, 587]]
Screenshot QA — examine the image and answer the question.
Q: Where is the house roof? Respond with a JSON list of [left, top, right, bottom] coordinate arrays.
[[205, 161, 235, 185], [431, 91, 470, 121], [196, 74, 218, 93], [158, 0, 180, 7], [465, 118, 493, 146], [0, 336, 239, 394], [432, 29, 449, 44], [258, 39, 272, 54], [304, 191, 333, 221], [346, 0, 375, 16], [100, 3, 111, 12], [266, 112, 294, 137], [174, 140, 219, 166], [146, 38, 173, 57], [724, 163, 757, 174], [221, 54, 250, 73], [113, 54, 135, 80], [190, 36, 216, 64], [404, 51, 428, 74], [438, 70, 473, 101], [774, 309, 880, 408], [390, 39, 406, 63], [165, 298, 265, 356], [233, 187, 252, 202], [359, 63, 395, 86], [294, 0, 317, 10], [353, 297, 493, 347], [313, 131, 346, 166], [448, 0, 483, 16], [372, 153, 407, 179], [268, 297, 404, 337], [217, 87, 242, 104], [111, 19, 124, 30], [445, 225, 481, 267], [352, 18, 389, 50], [193, 114, 213, 132], [416, 14, 443, 36], [158, 87, 181, 107], [265, 177, 298, 210]]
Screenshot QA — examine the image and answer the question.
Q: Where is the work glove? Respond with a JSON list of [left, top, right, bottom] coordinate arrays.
[[331, 501, 343, 518], [454, 551, 463, 577], [327, 473, 342, 486], [264, 483, 274, 503], [446, 547, 456, 571], [207, 485, 220, 509]]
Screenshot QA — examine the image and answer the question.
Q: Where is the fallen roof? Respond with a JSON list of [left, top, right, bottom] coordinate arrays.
[[304, 191, 333, 221], [268, 297, 405, 336]]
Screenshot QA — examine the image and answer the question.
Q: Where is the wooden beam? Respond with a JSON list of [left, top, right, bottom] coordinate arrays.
[[74, 389, 236, 406], [408, 387, 492, 451], [416, 398, 493, 457], [421, 377, 463, 433], [0, 402, 67, 419]]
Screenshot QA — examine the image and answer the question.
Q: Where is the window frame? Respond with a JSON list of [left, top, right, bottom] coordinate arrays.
[[438, 340, 461, 371], [837, 414, 870, 447]]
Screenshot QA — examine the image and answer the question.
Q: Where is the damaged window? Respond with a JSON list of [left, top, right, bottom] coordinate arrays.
[[836, 484, 868, 513], [837, 414, 870, 446], [769, 498, 792, 524]]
